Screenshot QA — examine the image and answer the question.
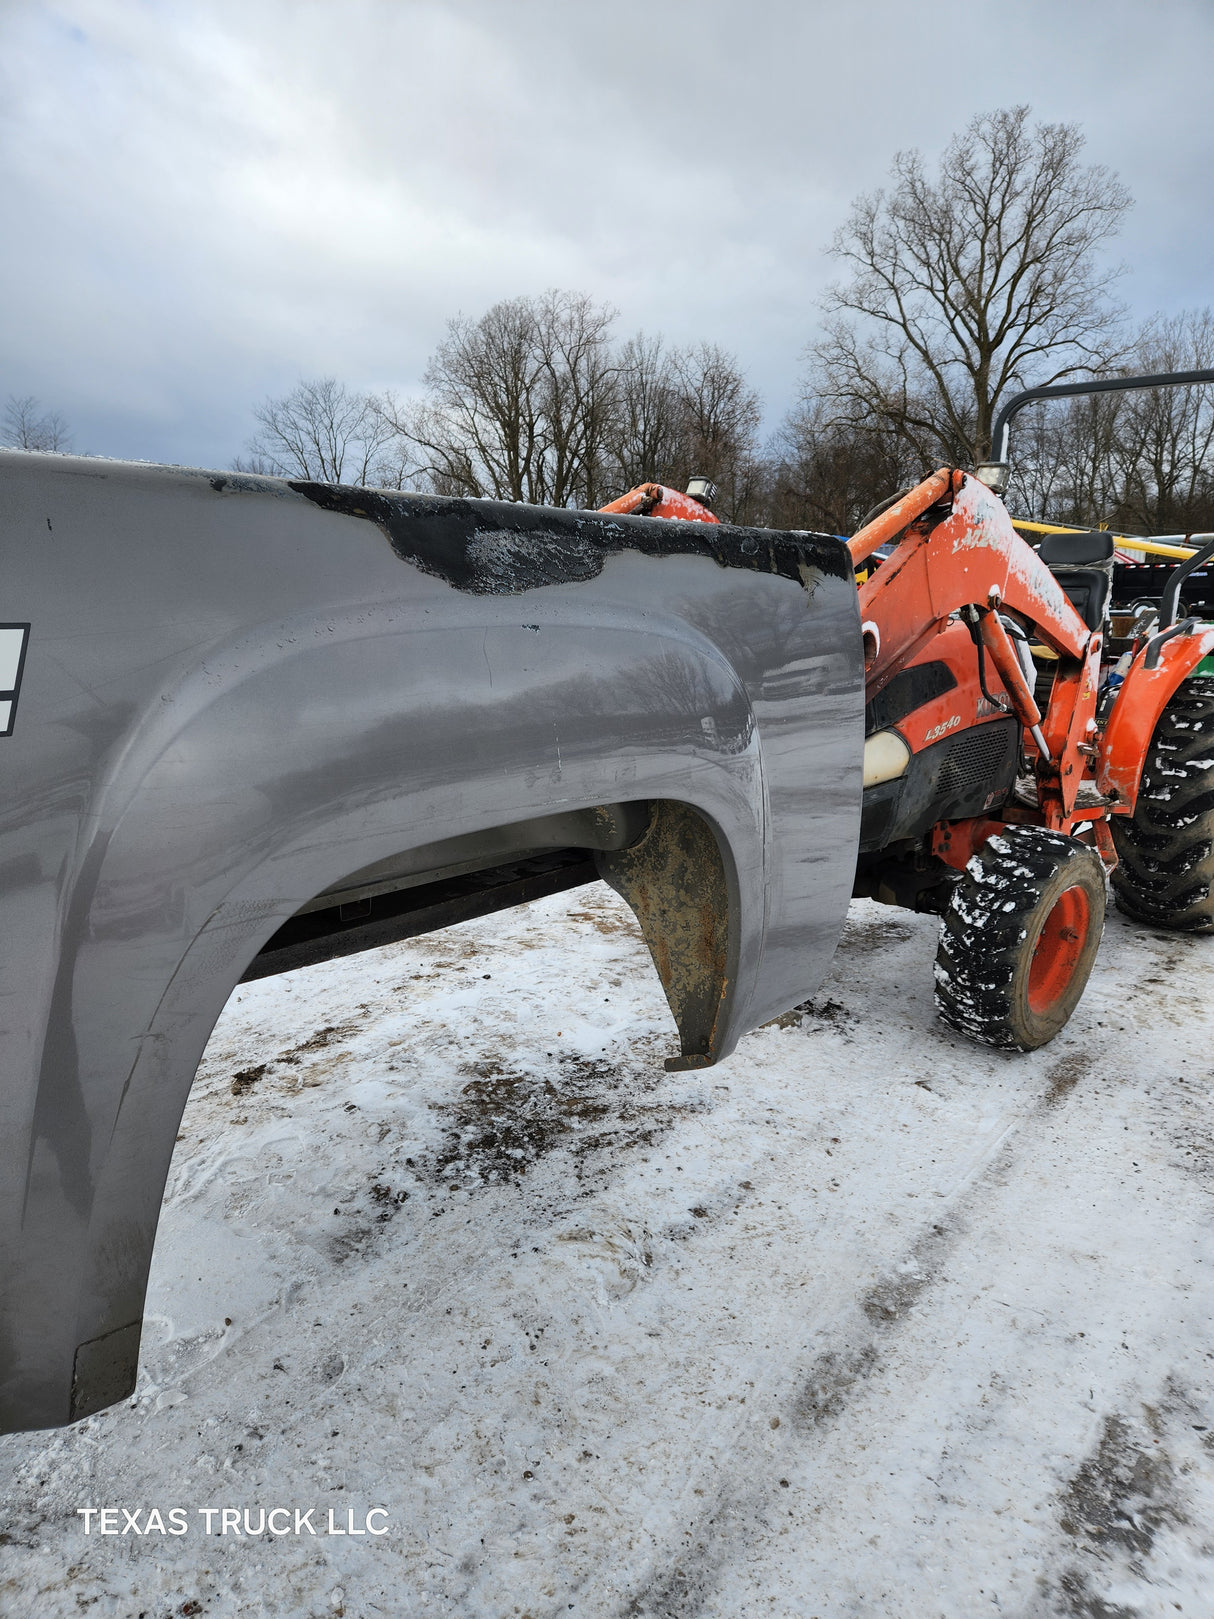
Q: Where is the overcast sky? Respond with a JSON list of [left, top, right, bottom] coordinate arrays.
[[2, 0, 1213, 469]]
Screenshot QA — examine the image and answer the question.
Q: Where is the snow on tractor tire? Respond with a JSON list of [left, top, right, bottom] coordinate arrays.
[[1111, 675, 1214, 932], [934, 826, 1107, 1051]]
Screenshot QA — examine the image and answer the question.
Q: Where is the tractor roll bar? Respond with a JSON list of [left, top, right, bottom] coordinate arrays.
[[989, 367, 1214, 468], [1159, 535, 1214, 630]]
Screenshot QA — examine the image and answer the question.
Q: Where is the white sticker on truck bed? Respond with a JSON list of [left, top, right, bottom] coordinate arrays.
[[0, 624, 30, 736]]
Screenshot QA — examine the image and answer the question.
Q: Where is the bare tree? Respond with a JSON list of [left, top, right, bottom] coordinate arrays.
[[766, 398, 911, 534], [1008, 389, 1125, 528], [606, 332, 686, 494], [1112, 309, 1214, 532], [389, 291, 620, 508], [599, 336, 763, 519], [403, 295, 548, 500], [809, 105, 1132, 467], [238, 378, 399, 484], [534, 289, 621, 508], [4, 395, 72, 452], [1004, 309, 1214, 533], [670, 341, 764, 519]]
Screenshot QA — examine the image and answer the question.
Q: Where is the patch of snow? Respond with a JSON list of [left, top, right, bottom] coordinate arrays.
[[1, 890, 1213, 1616]]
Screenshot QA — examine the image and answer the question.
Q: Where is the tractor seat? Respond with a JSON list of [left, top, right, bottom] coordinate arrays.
[[1036, 529, 1114, 631], [1036, 530, 1115, 568]]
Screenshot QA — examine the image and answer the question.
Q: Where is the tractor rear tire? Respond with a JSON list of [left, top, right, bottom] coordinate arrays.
[[1110, 676, 1214, 932], [934, 826, 1106, 1051]]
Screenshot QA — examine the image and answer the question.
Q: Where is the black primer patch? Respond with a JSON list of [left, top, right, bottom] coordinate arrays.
[[288, 482, 850, 596]]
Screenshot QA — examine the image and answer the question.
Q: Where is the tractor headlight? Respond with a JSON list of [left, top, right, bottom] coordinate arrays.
[[863, 730, 911, 787]]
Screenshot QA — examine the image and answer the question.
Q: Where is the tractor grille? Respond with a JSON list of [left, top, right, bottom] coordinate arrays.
[[936, 719, 1019, 796], [859, 716, 1020, 855]]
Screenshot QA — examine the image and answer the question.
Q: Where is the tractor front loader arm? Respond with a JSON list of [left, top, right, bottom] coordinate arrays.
[[857, 470, 1090, 691], [598, 483, 721, 524], [1036, 627, 1105, 825], [856, 469, 1103, 829], [849, 469, 953, 566]]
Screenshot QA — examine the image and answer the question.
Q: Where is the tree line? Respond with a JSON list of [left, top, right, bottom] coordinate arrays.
[[236, 109, 1214, 535], [2, 396, 72, 454], [9, 107, 1214, 536], [235, 297, 767, 522]]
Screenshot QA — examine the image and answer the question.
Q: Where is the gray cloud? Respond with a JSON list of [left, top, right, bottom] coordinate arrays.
[[2, 0, 1212, 469]]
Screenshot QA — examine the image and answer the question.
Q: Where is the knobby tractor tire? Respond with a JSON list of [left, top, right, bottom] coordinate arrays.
[[1110, 675, 1214, 932], [934, 826, 1107, 1051]]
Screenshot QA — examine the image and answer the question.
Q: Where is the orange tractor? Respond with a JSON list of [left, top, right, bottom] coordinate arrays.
[[601, 372, 1214, 1050]]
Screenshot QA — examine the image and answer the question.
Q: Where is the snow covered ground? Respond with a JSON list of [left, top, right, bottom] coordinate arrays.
[[2, 884, 1212, 1618]]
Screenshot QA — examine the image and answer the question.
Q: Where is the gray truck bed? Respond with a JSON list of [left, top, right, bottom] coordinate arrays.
[[0, 450, 862, 1431]]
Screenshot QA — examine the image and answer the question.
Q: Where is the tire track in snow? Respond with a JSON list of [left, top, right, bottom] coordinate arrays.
[[618, 1038, 1109, 1619], [645, 908, 1214, 1617]]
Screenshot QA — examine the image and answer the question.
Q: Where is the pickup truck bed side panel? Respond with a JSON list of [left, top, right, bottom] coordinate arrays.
[[0, 453, 862, 1431]]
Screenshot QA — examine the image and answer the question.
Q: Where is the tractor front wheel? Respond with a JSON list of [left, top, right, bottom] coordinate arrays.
[[1110, 676, 1214, 931], [934, 826, 1107, 1050]]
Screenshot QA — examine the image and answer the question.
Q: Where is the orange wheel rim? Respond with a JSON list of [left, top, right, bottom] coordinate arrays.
[[1027, 885, 1091, 1014]]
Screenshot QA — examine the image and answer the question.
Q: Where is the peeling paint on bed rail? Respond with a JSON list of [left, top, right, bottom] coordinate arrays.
[[288, 481, 851, 596]]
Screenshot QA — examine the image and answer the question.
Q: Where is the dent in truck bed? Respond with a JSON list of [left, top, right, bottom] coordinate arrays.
[[0, 450, 863, 1431]]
